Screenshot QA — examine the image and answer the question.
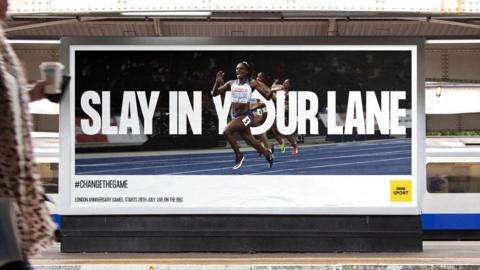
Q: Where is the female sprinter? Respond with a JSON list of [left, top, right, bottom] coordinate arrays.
[[212, 62, 274, 169], [249, 72, 274, 154], [271, 78, 299, 155]]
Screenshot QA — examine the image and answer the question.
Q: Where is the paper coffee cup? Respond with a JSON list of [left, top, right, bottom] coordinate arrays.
[[39, 62, 64, 94]]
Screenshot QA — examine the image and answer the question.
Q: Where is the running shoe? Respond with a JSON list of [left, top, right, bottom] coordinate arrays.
[[266, 152, 274, 168], [291, 144, 299, 155], [268, 148, 275, 160], [233, 154, 245, 170], [279, 143, 286, 153]]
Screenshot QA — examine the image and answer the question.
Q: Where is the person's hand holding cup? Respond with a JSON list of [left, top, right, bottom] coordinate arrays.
[[39, 62, 65, 102]]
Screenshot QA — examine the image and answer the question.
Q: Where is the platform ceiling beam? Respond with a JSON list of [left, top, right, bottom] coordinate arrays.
[[7, 0, 480, 15], [5, 17, 107, 33]]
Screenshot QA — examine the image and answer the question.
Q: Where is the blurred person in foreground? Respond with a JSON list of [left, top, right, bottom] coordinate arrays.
[[0, 0, 55, 269]]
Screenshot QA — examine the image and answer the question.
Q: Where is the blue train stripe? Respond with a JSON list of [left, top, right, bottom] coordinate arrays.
[[51, 214, 479, 230], [52, 214, 61, 230], [422, 214, 480, 230]]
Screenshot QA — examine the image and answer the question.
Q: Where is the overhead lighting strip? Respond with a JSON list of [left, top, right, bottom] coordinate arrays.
[[6, 39, 61, 44], [121, 11, 212, 17], [426, 39, 480, 44]]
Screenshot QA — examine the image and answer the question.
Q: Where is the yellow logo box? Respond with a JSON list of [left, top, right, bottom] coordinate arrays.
[[390, 180, 412, 202]]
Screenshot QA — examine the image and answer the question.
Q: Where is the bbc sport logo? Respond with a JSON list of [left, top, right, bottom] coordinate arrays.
[[390, 180, 412, 202]]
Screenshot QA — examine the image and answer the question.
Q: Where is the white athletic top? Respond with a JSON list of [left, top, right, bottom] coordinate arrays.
[[230, 79, 252, 104]]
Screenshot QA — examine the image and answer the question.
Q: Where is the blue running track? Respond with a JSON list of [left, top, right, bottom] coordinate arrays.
[[76, 138, 411, 175]]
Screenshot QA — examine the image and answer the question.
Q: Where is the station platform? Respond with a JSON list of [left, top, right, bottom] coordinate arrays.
[[31, 241, 480, 270]]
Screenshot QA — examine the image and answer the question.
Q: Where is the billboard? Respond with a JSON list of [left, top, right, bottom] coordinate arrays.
[[59, 38, 424, 215]]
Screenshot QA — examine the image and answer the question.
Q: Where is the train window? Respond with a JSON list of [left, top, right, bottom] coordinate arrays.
[[427, 163, 480, 193], [426, 83, 480, 139], [37, 163, 58, 194]]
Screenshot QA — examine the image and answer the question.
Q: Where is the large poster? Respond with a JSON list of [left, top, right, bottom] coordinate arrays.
[[60, 41, 421, 215]]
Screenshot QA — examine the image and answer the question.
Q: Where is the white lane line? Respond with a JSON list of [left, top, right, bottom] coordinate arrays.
[[251, 157, 411, 175], [76, 143, 411, 168], [170, 150, 411, 175], [77, 149, 410, 175], [75, 139, 410, 166]]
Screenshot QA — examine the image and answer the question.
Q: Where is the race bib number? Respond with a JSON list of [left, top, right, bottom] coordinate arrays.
[[242, 116, 252, 126]]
